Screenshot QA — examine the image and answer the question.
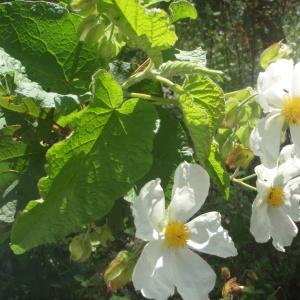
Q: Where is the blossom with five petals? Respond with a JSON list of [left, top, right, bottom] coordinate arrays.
[[250, 145, 300, 251], [250, 59, 300, 167], [131, 162, 237, 300]]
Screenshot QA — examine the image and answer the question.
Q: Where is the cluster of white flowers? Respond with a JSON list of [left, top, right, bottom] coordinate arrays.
[[132, 162, 237, 300], [250, 59, 300, 251], [129, 59, 300, 300]]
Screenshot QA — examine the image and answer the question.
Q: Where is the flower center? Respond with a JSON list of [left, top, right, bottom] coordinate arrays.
[[164, 221, 190, 248], [267, 187, 284, 208], [282, 97, 300, 125]]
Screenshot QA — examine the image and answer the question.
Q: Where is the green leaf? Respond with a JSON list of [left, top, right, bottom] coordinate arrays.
[[169, 0, 198, 23], [11, 70, 157, 253], [180, 75, 224, 160], [98, 0, 177, 65], [175, 47, 207, 64], [0, 162, 19, 195], [0, 125, 27, 163], [0, 1, 102, 93], [0, 48, 84, 109], [180, 75, 229, 197], [0, 96, 46, 119], [140, 107, 192, 196], [0, 117, 48, 212], [204, 141, 230, 199], [0, 123, 45, 168], [158, 46, 222, 78], [159, 61, 223, 78]]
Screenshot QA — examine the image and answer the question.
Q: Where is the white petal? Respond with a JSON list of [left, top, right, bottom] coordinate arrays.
[[132, 240, 174, 300], [269, 208, 298, 252], [290, 124, 300, 157], [249, 115, 283, 166], [292, 61, 300, 97], [132, 179, 165, 241], [260, 113, 285, 168], [274, 158, 300, 186], [249, 118, 265, 157], [186, 212, 237, 258], [254, 164, 276, 190], [283, 178, 300, 222], [258, 59, 293, 109], [279, 144, 297, 163], [168, 162, 209, 223], [171, 248, 216, 300], [250, 195, 271, 243]]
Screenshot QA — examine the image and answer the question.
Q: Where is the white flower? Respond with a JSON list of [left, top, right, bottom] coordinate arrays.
[[249, 59, 300, 167], [250, 145, 300, 252], [131, 162, 237, 300]]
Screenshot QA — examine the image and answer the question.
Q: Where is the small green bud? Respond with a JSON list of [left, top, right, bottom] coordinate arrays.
[[226, 145, 254, 169], [97, 36, 120, 62], [90, 224, 114, 247], [71, 0, 97, 16], [78, 16, 105, 45], [104, 250, 137, 293], [260, 42, 292, 70], [69, 234, 92, 263]]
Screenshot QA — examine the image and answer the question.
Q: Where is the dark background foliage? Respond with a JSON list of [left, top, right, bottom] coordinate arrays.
[[0, 0, 300, 299]]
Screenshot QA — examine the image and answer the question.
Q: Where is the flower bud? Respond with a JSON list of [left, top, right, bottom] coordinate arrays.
[[221, 266, 231, 281], [97, 34, 125, 62], [226, 145, 253, 169], [78, 16, 105, 45], [69, 234, 92, 263], [71, 0, 97, 16], [260, 42, 292, 70], [104, 250, 137, 293], [90, 224, 114, 247], [222, 277, 243, 299]]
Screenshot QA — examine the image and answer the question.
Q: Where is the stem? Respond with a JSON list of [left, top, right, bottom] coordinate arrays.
[[127, 92, 178, 105], [0, 169, 22, 175], [108, 24, 115, 42], [151, 74, 185, 94], [122, 60, 154, 91], [230, 167, 240, 180], [239, 173, 257, 182], [237, 93, 258, 107], [232, 178, 257, 192], [122, 71, 148, 90]]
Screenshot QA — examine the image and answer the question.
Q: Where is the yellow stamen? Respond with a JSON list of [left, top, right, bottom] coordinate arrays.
[[164, 221, 190, 248], [282, 97, 300, 125], [267, 187, 285, 208]]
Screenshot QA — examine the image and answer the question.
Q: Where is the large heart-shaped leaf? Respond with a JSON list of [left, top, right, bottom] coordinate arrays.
[[11, 70, 157, 253]]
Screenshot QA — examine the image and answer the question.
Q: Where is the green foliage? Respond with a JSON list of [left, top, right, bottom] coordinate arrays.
[[0, 48, 83, 109], [158, 46, 222, 78], [169, 0, 198, 23], [98, 0, 177, 65], [140, 107, 192, 197], [0, 1, 101, 93], [0, 0, 299, 299], [179, 75, 229, 197], [11, 70, 157, 253], [0, 125, 27, 162]]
